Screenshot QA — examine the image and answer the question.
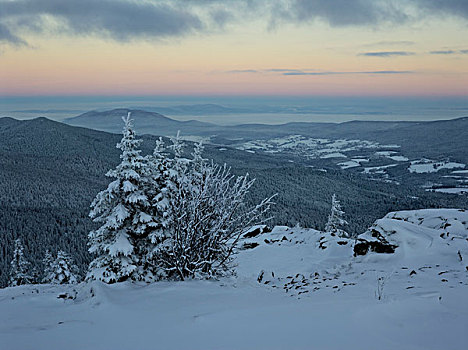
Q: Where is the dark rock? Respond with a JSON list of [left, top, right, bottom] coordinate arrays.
[[241, 242, 259, 250], [57, 293, 71, 299], [257, 270, 264, 283], [354, 240, 397, 256], [243, 225, 270, 239]]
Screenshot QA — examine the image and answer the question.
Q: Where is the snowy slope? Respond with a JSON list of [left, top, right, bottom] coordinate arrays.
[[1, 209, 468, 350]]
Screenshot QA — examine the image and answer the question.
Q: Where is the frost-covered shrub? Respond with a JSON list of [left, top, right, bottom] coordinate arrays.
[[152, 139, 274, 280]]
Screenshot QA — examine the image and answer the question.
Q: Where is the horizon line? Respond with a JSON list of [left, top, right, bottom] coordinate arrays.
[[1, 94, 468, 99]]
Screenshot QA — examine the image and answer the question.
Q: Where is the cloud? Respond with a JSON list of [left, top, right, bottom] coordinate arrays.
[[0, 22, 27, 46], [264, 68, 305, 73], [209, 8, 233, 28], [268, 0, 468, 29], [225, 69, 260, 74], [429, 49, 468, 55], [221, 68, 414, 76], [359, 51, 415, 57], [1, 0, 468, 51], [363, 70, 414, 74], [224, 68, 313, 74], [362, 40, 415, 47], [282, 70, 414, 75], [0, 0, 203, 46], [414, 0, 468, 20], [429, 50, 456, 55], [271, 0, 409, 27]]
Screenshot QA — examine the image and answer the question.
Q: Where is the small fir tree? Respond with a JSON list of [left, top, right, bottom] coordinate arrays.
[[46, 250, 80, 284], [325, 194, 349, 238], [9, 239, 33, 286], [87, 113, 161, 283], [42, 249, 54, 283], [141, 137, 170, 279]]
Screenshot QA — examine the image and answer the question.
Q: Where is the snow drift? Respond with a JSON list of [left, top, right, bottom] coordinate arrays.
[[1, 209, 467, 350]]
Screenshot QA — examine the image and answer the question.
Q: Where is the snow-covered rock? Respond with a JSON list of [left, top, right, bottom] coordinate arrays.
[[355, 209, 468, 263]]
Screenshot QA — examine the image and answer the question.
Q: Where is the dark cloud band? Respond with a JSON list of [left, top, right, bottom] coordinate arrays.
[[1, 0, 468, 49], [359, 51, 415, 57], [0, 0, 203, 46], [429, 50, 468, 55], [223, 69, 414, 76]]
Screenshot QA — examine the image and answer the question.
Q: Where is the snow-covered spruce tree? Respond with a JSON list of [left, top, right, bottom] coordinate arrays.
[[152, 138, 274, 280], [9, 239, 33, 286], [325, 194, 349, 238], [42, 249, 54, 283], [142, 137, 171, 278], [45, 251, 80, 284], [87, 113, 161, 283]]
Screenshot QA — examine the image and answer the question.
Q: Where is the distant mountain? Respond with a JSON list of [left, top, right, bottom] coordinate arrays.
[[139, 104, 251, 116], [363, 117, 468, 163], [64, 108, 468, 165], [64, 108, 215, 136]]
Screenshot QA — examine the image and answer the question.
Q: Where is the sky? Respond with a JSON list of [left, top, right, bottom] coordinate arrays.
[[0, 0, 468, 97]]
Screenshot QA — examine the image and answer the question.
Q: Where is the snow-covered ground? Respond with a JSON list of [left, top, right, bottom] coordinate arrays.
[[232, 135, 468, 192], [1, 209, 468, 350], [234, 134, 468, 192], [362, 163, 399, 174], [235, 135, 397, 160], [408, 159, 466, 174], [427, 187, 468, 194], [375, 151, 409, 162]]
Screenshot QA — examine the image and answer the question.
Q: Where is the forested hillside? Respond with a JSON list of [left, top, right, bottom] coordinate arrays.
[[0, 117, 466, 287]]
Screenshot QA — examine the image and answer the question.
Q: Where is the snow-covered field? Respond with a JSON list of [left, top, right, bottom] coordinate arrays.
[[235, 135, 397, 160], [1, 209, 468, 350], [427, 187, 468, 194], [408, 159, 466, 174], [234, 134, 468, 192]]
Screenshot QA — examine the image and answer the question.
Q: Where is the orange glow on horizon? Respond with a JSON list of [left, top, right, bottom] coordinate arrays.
[[1, 16, 467, 97]]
